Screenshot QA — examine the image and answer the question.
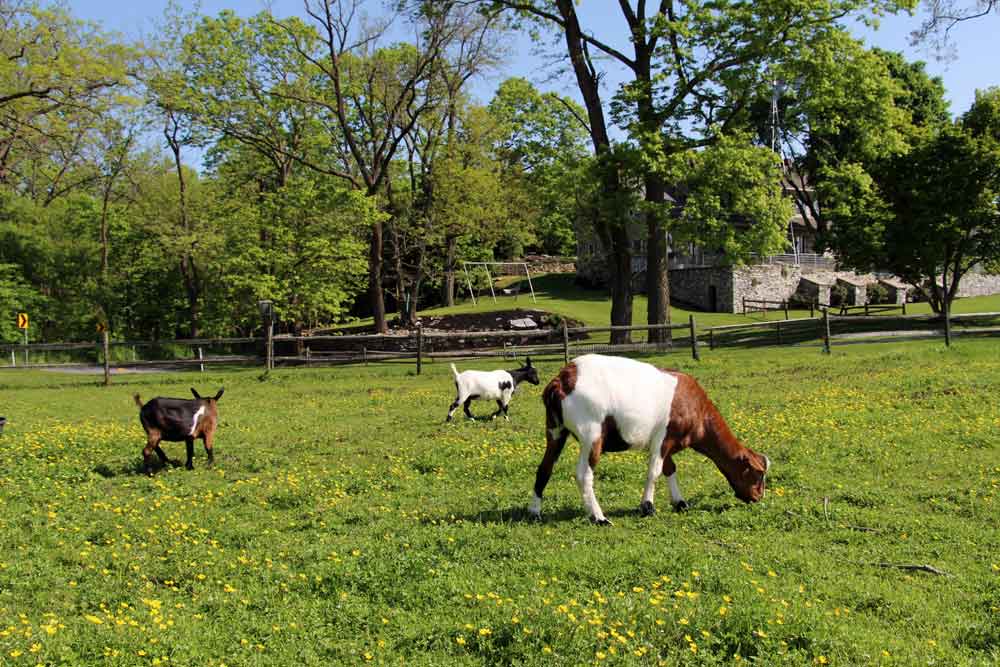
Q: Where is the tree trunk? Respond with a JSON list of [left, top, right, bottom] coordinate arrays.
[[165, 116, 200, 338], [608, 222, 634, 345], [443, 235, 458, 307], [645, 174, 671, 343], [554, 0, 633, 339], [369, 217, 387, 333]]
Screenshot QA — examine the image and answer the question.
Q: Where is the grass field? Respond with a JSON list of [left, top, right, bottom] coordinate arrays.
[[1, 339, 998, 665], [384, 273, 1000, 331]]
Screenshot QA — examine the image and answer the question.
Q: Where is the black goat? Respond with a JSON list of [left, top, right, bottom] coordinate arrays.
[[134, 388, 223, 474]]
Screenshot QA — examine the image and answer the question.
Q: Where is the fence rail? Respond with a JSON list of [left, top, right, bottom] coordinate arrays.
[[3, 309, 999, 376]]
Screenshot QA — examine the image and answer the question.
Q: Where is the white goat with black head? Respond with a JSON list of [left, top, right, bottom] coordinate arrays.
[[446, 358, 540, 422]]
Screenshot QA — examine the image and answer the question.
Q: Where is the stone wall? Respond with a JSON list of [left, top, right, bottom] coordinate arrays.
[[956, 272, 1000, 298], [798, 276, 834, 307], [732, 264, 804, 313], [670, 264, 806, 313], [669, 267, 734, 311], [492, 256, 576, 275]]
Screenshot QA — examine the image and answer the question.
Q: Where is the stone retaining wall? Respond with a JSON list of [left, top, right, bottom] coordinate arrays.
[[955, 272, 1000, 298]]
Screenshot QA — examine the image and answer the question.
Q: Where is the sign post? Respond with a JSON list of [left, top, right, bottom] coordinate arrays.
[[97, 322, 110, 386], [16, 313, 28, 365]]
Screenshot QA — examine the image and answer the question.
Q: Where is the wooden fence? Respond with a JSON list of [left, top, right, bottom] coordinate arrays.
[[3, 310, 998, 377], [743, 298, 907, 319]]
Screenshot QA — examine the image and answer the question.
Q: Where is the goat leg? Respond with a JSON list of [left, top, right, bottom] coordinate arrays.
[[203, 432, 214, 466]]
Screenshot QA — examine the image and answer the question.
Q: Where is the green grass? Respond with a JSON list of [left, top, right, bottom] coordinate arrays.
[[1, 339, 999, 665], [382, 273, 1000, 332]]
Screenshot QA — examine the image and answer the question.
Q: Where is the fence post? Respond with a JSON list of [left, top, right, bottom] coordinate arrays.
[[810, 301, 815, 318], [198, 346, 204, 373], [784, 300, 789, 320], [305, 347, 311, 366], [562, 319, 569, 365], [9, 349, 14, 367], [416, 323, 423, 375], [363, 346, 368, 366], [689, 315, 700, 361], [102, 330, 111, 386], [266, 323, 274, 370], [864, 302, 869, 316], [822, 307, 831, 354], [902, 301, 907, 315], [943, 299, 952, 347], [775, 320, 782, 346], [709, 328, 715, 350]]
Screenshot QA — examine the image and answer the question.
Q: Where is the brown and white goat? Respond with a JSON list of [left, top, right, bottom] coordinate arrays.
[[529, 354, 769, 524], [134, 388, 223, 474]]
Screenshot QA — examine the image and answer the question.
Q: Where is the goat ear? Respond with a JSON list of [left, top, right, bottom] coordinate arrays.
[[191, 388, 202, 400], [214, 388, 225, 401]]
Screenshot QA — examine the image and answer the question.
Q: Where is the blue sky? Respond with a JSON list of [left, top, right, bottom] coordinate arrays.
[[75, 0, 997, 122]]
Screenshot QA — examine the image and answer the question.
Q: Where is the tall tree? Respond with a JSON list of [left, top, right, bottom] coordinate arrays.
[[492, 0, 914, 340], [821, 88, 1000, 314], [271, 0, 496, 333], [488, 77, 590, 256], [145, 3, 209, 337], [0, 1, 134, 189]]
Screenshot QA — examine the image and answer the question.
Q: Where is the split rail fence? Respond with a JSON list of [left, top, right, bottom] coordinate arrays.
[[3, 310, 999, 376]]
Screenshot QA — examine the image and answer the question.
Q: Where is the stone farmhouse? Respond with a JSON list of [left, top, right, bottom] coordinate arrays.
[[575, 182, 1000, 313]]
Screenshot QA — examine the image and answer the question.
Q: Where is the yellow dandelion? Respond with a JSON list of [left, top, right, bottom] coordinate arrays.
[[85, 615, 103, 625], [455, 637, 466, 646]]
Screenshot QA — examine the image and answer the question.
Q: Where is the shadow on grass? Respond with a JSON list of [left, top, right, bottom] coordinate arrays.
[[513, 273, 610, 304], [443, 496, 736, 526]]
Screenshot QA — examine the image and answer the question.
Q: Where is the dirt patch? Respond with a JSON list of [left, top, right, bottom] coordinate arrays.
[[286, 309, 585, 356], [325, 309, 583, 335]]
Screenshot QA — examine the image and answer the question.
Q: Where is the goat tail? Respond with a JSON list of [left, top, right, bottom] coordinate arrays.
[[450, 363, 460, 381], [133, 393, 143, 408], [541, 379, 563, 433]]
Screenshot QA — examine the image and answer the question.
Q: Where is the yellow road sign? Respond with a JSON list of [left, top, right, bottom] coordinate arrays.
[[16, 313, 28, 329], [96, 322, 107, 333]]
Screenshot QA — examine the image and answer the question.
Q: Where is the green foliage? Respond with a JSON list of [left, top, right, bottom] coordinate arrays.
[[488, 78, 591, 256], [822, 91, 1000, 312], [669, 136, 792, 263], [0, 1, 139, 193], [0, 263, 44, 342], [213, 174, 371, 332]]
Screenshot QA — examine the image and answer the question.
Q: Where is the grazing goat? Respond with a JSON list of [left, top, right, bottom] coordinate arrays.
[[446, 358, 540, 422], [529, 354, 769, 524], [134, 388, 223, 474]]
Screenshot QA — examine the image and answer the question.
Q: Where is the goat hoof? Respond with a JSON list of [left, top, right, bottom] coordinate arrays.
[[591, 517, 613, 527], [185, 463, 194, 471], [527, 510, 542, 522], [639, 501, 656, 517], [673, 500, 690, 512]]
